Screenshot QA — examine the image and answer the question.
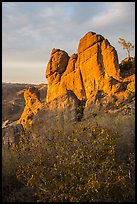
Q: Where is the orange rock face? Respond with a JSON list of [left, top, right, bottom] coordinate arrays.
[[17, 86, 42, 128], [16, 32, 134, 134], [46, 31, 120, 103], [46, 48, 69, 78]]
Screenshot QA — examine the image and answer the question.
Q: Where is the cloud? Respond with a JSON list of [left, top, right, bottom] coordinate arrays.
[[86, 2, 135, 29], [82, 2, 135, 61], [2, 2, 16, 8], [2, 2, 135, 83]]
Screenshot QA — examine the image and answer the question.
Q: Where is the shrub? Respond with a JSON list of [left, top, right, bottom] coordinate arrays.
[[76, 99, 86, 121], [16, 125, 135, 202], [119, 57, 135, 71], [2, 145, 21, 201], [126, 81, 135, 94]]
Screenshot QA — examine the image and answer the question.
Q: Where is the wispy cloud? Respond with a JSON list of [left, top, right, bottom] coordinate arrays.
[[88, 2, 135, 29], [2, 2, 17, 8], [2, 2, 135, 84]]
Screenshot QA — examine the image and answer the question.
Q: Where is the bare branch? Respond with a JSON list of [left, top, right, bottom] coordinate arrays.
[[118, 38, 134, 59]]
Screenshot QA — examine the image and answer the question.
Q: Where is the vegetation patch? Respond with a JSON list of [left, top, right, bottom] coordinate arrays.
[[15, 119, 135, 202], [126, 81, 135, 94], [119, 58, 135, 71], [76, 99, 86, 121]]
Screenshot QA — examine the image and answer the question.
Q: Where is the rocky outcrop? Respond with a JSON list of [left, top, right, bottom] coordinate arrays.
[[46, 31, 120, 103], [16, 31, 134, 137], [76, 32, 120, 99], [46, 48, 70, 78], [45, 51, 83, 102], [17, 86, 42, 129], [31, 90, 80, 137], [2, 123, 24, 149], [2, 83, 48, 124], [2, 84, 48, 148]]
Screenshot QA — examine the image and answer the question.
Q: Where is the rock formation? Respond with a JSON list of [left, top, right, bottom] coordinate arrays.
[[2, 83, 48, 148], [17, 86, 42, 129], [2, 83, 47, 124], [2, 123, 24, 149], [46, 31, 120, 103], [31, 90, 80, 137], [16, 31, 135, 136]]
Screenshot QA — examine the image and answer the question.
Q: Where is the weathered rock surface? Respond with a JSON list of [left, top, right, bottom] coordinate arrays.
[[46, 31, 120, 103], [17, 86, 43, 129], [31, 90, 80, 137], [76, 32, 120, 99], [46, 48, 70, 78], [2, 123, 24, 149]]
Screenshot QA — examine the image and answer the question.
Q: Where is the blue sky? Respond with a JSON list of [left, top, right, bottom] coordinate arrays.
[[2, 2, 135, 84]]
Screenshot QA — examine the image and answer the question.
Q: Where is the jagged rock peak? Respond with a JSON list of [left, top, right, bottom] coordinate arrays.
[[78, 31, 104, 54], [45, 31, 120, 102], [46, 48, 70, 78]]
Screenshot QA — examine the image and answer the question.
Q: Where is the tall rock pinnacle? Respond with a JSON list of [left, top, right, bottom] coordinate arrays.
[[45, 31, 120, 102]]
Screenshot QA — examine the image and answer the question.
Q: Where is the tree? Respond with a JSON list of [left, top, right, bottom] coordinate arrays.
[[118, 38, 134, 59]]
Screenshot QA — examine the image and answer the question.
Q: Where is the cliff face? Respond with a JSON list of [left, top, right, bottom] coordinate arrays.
[[46, 31, 120, 103]]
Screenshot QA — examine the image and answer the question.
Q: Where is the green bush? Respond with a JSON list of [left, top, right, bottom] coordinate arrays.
[[76, 99, 86, 121]]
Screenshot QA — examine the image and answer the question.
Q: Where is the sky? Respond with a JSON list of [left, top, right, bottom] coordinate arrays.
[[2, 2, 135, 84]]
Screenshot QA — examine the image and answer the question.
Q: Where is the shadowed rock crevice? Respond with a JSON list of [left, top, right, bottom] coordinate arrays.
[[78, 68, 87, 100], [97, 42, 105, 77]]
